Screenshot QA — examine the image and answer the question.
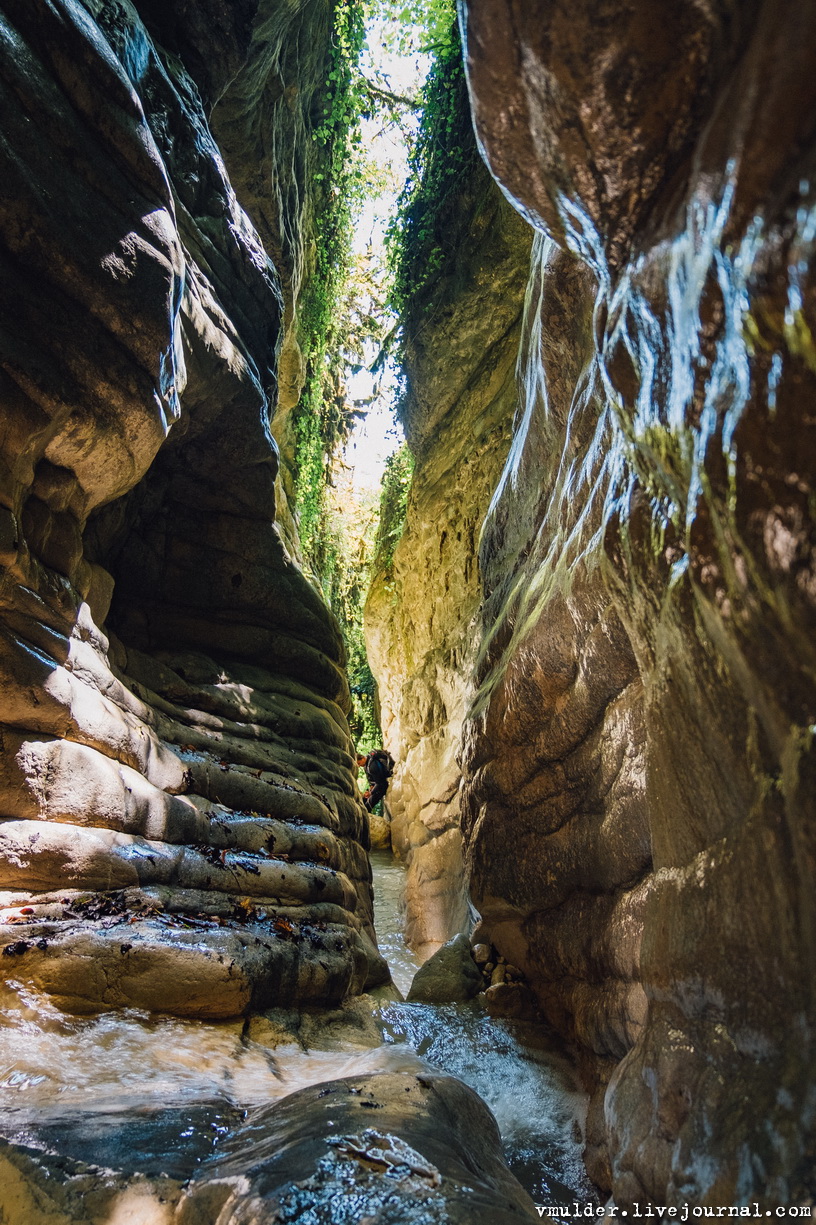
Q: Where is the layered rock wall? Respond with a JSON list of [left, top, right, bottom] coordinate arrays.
[[458, 0, 816, 1204], [0, 0, 385, 1017], [133, 0, 338, 553]]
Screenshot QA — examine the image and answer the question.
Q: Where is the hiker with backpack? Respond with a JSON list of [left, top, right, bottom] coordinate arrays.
[[356, 748, 395, 812]]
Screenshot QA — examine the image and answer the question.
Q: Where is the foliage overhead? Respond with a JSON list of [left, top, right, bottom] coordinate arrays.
[[293, 0, 368, 562], [366, 0, 457, 56], [386, 12, 481, 330], [290, 0, 468, 745]]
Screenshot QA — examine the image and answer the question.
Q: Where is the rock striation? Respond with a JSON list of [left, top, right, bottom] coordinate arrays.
[[0, 0, 386, 1017], [456, 0, 816, 1205], [132, 0, 336, 556]]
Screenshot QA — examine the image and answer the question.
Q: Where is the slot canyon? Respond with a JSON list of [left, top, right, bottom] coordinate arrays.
[[0, 0, 814, 1219]]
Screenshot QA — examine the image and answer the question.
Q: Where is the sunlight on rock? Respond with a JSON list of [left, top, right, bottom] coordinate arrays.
[[1, 0, 814, 1216]]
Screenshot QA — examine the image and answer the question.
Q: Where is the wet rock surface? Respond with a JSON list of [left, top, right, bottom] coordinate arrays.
[[6, 0, 816, 1209], [0, 1072, 538, 1224], [365, 141, 532, 959], [406, 933, 482, 1004], [0, 0, 385, 1016], [458, 0, 816, 1205], [181, 1072, 538, 1224]]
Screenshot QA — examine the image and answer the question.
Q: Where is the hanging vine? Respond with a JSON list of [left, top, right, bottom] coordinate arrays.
[[290, 0, 473, 743], [386, 12, 480, 333], [293, 0, 369, 562]]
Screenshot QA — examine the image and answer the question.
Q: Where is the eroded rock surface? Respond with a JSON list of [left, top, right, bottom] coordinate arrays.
[[0, 0, 386, 1016], [130, 0, 337, 556], [365, 133, 531, 958], [406, 933, 482, 1004], [458, 0, 816, 1205]]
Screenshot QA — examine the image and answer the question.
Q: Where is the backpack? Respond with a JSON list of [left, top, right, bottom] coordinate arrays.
[[367, 749, 395, 782]]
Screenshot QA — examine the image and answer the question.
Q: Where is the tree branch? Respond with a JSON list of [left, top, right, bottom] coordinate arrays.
[[360, 74, 421, 112]]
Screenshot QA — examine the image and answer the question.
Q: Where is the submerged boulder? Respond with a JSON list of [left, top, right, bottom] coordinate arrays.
[[0, 1072, 538, 1224], [181, 1072, 537, 1224]]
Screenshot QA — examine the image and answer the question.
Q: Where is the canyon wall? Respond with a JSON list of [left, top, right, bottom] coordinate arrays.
[[365, 143, 531, 957], [135, 0, 335, 556], [457, 0, 816, 1206], [0, 0, 386, 1017]]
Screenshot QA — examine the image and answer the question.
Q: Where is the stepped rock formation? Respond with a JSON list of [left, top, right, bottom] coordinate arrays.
[[0, 0, 386, 1017], [454, 0, 816, 1206], [365, 131, 531, 958]]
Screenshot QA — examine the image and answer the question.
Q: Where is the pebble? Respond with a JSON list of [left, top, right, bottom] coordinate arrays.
[[490, 965, 505, 986], [472, 943, 490, 965]]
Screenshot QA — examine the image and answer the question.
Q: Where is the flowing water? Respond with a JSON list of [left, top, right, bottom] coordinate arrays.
[[367, 848, 423, 996], [368, 849, 595, 1206], [0, 850, 596, 1207]]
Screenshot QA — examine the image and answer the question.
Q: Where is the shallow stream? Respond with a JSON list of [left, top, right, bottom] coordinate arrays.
[[0, 849, 595, 1208]]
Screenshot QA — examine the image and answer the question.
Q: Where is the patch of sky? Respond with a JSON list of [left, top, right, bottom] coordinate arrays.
[[338, 11, 432, 494]]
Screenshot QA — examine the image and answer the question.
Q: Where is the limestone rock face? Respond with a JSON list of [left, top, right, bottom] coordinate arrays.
[[365, 160, 531, 959], [0, 0, 386, 1016], [115, 0, 338, 556], [459, 0, 816, 1205]]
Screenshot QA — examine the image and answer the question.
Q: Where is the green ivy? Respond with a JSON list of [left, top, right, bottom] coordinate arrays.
[[290, 1, 472, 747], [312, 490, 382, 748], [293, 0, 368, 563], [294, 2, 470, 565], [365, 0, 456, 56], [386, 14, 480, 331], [374, 442, 414, 572], [334, 555, 382, 751]]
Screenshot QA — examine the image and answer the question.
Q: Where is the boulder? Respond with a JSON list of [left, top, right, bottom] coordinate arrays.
[[368, 809, 392, 851], [484, 983, 541, 1024], [180, 1072, 537, 1224], [0, 1073, 538, 1224], [407, 933, 483, 1004]]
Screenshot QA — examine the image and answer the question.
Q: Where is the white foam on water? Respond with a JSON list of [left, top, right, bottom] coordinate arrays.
[[0, 852, 597, 1206], [0, 979, 427, 1112], [375, 998, 595, 1203]]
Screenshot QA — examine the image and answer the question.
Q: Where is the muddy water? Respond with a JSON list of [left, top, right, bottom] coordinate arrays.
[[0, 851, 595, 1207]]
